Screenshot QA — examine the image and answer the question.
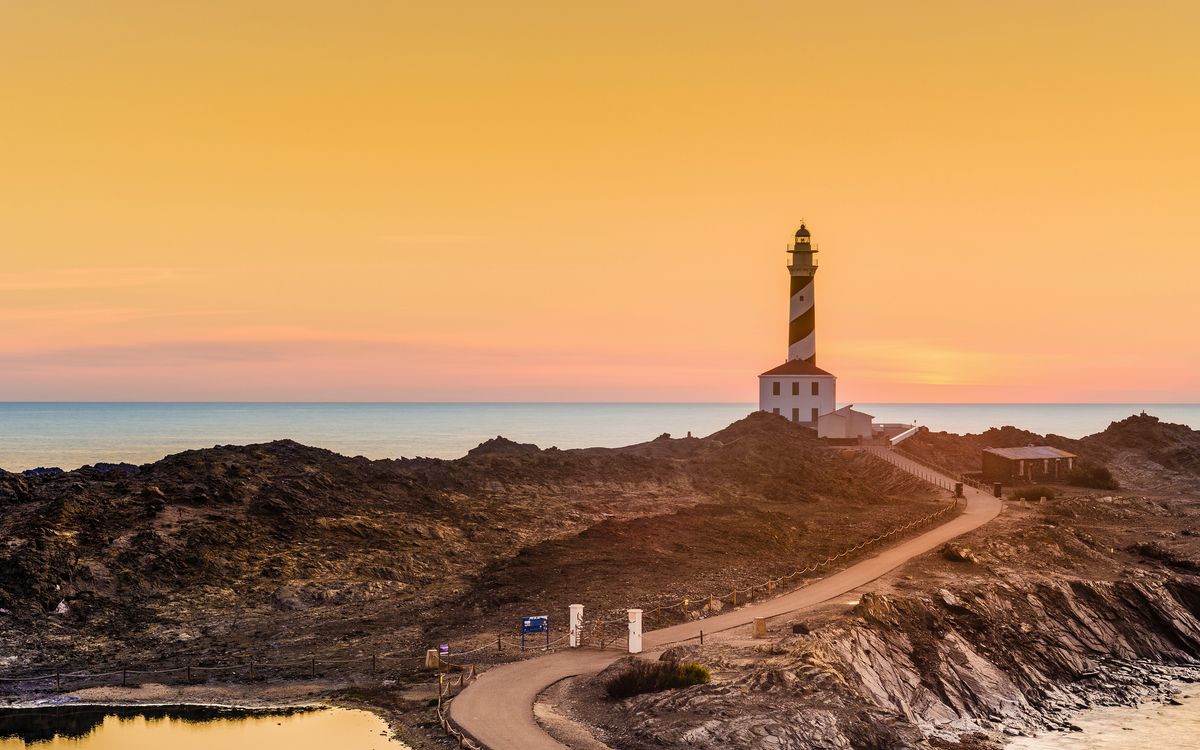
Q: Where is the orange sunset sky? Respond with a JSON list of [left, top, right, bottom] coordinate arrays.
[[3, 2, 1198, 403]]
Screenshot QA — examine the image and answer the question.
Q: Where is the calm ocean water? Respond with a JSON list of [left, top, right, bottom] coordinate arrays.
[[1, 402, 1198, 473]]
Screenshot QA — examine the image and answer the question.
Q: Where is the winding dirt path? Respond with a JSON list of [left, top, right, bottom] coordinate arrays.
[[450, 452, 1001, 750]]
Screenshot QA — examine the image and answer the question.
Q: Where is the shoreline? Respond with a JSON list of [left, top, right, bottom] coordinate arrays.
[[5, 402, 1200, 472]]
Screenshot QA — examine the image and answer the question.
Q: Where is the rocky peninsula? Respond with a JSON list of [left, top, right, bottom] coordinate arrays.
[[2, 413, 1199, 749]]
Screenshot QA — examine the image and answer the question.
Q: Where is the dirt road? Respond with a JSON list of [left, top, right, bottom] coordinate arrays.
[[449, 452, 1001, 750]]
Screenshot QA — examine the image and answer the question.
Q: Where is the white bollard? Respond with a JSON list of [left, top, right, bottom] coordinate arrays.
[[627, 609, 643, 654], [569, 604, 584, 648]]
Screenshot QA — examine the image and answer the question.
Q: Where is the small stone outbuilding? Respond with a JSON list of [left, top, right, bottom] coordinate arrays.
[[981, 446, 1076, 485], [817, 405, 874, 442]]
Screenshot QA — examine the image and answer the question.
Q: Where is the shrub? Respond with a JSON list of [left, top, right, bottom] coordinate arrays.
[[604, 659, 711, 699], [1065, 464, 1120, 491], [1009, 486, 1055, 502]]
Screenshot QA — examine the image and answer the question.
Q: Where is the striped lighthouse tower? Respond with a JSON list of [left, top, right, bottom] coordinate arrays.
[[787, 223, 818, 364]]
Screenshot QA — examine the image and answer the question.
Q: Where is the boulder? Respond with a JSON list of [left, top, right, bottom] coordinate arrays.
[[270, 586, 306, 611]]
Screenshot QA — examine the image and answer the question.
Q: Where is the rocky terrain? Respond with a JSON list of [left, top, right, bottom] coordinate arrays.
[[3, 412, 1200, 750], [538, 414, 1200, 749], [901, 413, 1200, 494], [0, 412, 945, 743]]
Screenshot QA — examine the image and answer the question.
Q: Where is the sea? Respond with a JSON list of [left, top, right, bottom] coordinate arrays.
[[2, 402, 1199, 473]]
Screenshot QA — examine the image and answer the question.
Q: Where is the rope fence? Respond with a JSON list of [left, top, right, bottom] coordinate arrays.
[[572, 488, 961, 638], [434, 664, 484, 750], [0, 647, 509, 690]]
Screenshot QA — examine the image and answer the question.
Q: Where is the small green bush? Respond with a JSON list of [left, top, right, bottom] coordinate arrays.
[[1009, 486, 1055, 502], [1066, 464, 1120, 491], [604, 659, 711, 699]]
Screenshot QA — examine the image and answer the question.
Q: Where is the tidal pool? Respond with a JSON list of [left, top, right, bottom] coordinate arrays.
[[0, 704, 408, 749]]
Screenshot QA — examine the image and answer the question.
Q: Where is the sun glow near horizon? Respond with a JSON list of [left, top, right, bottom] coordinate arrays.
[[2, 1, 1198, 403]]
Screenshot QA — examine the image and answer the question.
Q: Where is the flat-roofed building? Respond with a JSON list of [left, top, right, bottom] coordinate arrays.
[[817, 404, 874, 441], [982, 446, 1077, 485]]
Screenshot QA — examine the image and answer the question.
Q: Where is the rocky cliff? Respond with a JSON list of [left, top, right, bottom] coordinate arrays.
[[572, 467, 1200, 750]]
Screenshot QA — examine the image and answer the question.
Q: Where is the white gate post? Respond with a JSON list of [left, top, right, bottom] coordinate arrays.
[[569, 604, 584, 648], [627, 609, 643, 654]]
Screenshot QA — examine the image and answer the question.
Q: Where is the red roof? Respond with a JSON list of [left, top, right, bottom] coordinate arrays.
[[758, 360, 835, 377]]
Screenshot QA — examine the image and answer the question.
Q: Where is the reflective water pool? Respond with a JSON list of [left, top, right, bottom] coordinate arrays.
[[0, 704, 407, 749]]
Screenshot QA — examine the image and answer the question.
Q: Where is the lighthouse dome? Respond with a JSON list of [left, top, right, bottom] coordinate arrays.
[[794, 224, 811, 238]]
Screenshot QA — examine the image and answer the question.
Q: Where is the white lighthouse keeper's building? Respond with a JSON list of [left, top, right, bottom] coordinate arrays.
[[758, 360, 836, 424], [758, 221, 838, 426]]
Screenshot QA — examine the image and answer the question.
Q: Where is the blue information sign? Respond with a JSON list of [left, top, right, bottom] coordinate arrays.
[[522, 616, 548, 633], [521, 615, 549, 651]]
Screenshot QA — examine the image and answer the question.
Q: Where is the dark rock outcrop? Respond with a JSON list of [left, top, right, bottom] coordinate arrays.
[[465, 436, 541, 457]]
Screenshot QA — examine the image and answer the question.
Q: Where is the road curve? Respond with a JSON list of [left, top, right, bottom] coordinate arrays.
[[451, 452, 1001, 750]]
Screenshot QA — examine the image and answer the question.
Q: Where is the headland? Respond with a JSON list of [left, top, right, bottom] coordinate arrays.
[[2, 412, 1199, 749]]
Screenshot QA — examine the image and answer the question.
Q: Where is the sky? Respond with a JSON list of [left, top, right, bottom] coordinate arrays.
[[2, 1, 1198, 403]]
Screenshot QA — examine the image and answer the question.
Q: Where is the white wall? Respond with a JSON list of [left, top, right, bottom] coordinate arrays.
[[818, 408, 872, 439], [758, 376, 836, 420], [817, 413, 847, 438], [846, 411, 869, 439]]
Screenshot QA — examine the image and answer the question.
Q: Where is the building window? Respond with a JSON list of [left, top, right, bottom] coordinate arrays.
[[772, 408, 780, 416], [811, 381, 819, 396], [791, 382, 799, 396], [811, 407, 819, 421], [791, 408, 799, 422], [772, 382, 780, 396]]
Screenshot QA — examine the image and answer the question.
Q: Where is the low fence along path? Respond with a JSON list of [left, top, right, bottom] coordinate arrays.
[[450, 450, 1003, 750]]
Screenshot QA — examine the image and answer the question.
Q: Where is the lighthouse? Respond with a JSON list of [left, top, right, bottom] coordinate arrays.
[[758, 221, 836, 424], [787, 223, 818, 364]]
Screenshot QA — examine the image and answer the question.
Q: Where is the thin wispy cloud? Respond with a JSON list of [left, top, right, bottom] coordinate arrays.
[[0, 268, 181, 290]]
